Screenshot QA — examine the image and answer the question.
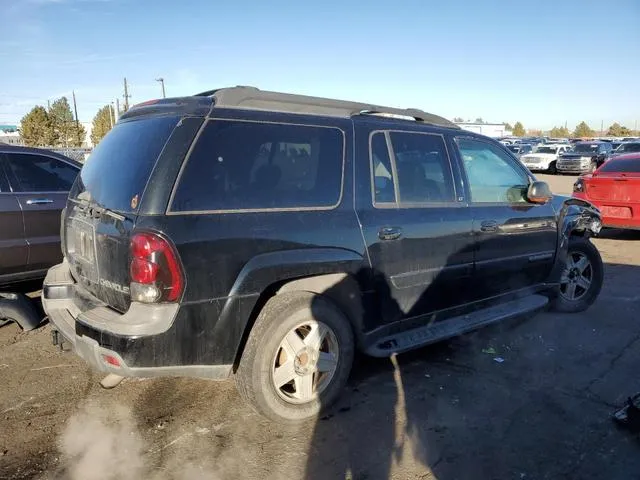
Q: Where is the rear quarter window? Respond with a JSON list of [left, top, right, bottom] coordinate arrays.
[[170, 120, 344, 212]]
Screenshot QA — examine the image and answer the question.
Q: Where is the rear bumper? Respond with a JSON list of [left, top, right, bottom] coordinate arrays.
[[42, 262, 232, 380], [570, 195, 640, 230]]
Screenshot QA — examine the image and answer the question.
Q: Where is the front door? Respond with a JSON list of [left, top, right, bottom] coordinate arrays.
[[355, 124, 474, 326], [4, 152, 79, 272], [451, 136, 558, 300]]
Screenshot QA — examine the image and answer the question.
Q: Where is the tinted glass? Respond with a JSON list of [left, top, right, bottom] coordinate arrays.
[[616, 143, 640, 153], [574, 143, 599, 153], [370, 132, 396, 204], [389, 132, 455, 203], [598, 159, 640, 173], [6, 153, 78, 192], [172, 120, 343, 211], [71, 115, 178, 213], [457, 138, 530, 203]]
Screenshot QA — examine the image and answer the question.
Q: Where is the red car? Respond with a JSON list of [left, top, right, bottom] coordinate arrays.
[[573, 153, 640, 229]]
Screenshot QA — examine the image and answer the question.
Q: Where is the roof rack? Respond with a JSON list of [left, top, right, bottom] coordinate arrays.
[[194, 86, 458, 129]]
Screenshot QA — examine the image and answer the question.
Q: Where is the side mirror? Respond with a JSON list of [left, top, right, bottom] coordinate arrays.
[[527, 181, 552, 204]]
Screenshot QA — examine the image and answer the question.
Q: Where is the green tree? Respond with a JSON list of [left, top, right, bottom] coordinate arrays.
[[549, 126, 570, 138], [453, 117, 464, 123], [48, 96, 85, 147], [19, 106, 55, 146], [606, 122, 632, 137], [90, 105, 113, 146], [475, 117, 484, 124], [503, 122, 513, 131], [573, 121, 595, 138], [512, 121, 525, 136]]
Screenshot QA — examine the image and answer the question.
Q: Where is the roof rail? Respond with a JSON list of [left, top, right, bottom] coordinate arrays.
[[194, 86, 458, 129]]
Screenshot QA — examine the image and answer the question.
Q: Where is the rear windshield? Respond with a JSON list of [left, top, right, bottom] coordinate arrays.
[[598, 159, 640, 173], [70, 115, 178, 213]]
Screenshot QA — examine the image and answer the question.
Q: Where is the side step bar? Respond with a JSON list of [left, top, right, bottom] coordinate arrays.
[[365, 294, 548, 357]]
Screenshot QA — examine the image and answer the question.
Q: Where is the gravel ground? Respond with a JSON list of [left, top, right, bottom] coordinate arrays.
[[1, 174, 639, 480]]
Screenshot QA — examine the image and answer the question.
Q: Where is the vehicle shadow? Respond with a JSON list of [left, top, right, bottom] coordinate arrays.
[[302, 243, 635, 479], [597, 228, 640, 241]]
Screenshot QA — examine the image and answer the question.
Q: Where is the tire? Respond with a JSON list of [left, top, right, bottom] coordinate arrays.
[[547, 161, 557, 174], [550, 238, 603, 313], [235, 291, 354, 423]]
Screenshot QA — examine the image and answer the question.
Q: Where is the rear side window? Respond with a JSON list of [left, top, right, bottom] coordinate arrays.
[[71, 115, 179, 213], [171, 120, 344, 212], [369, 131, 455, 206], [598, 159, 640, 173], [5, 153, 78, 192]]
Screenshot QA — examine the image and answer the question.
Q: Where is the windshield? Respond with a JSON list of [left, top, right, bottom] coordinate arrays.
[[573, 144, 599, 153], [598, 158, 640, 173], [615, 143, 640, 154], [70, 115, 179, 213], [536, 147, 557, 154]]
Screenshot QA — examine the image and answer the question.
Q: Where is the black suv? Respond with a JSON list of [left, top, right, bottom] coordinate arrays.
[[42, 87, 603, 422]]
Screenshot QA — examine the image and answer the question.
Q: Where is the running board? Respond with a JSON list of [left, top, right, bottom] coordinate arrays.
[[365, 294, 548, 357]]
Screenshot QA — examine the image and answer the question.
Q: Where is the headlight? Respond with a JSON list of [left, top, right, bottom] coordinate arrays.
[[573, 179, 584, 192]]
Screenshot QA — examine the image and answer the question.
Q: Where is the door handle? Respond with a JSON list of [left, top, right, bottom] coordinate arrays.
[[378, 227, 402, 241], [25, 198, 54, 205], [480, 220, 499, 233]]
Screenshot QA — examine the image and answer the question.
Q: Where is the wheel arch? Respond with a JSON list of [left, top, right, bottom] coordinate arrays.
[[225, 248, 370, 370]]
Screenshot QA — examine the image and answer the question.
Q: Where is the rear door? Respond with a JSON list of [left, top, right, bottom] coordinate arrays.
[[355, 123, 474, 324], [4, 152, 79, 272], [0, 154, 28, 279], [451, 136, 558, 300]]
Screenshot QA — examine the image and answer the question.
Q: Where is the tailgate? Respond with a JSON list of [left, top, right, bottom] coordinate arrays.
[[64, 203, 135, 312], [64, 114, 183, 312]]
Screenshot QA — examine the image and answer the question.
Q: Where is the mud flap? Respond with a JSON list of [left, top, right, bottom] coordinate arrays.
[[0, 293, 42, 331]]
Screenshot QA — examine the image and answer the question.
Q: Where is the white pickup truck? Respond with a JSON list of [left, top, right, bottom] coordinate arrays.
[[520, 144, 572, 174]]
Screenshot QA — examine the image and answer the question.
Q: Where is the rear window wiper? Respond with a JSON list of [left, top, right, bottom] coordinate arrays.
[[73, 198, 127, 222]]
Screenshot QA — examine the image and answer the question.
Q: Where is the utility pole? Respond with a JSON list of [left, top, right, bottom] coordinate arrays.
[[109, 102, 114, 128], [72, 90, 80, 147], [115, 98, 120, 122], [123, 77, 131, 111], [47, 99, 51, 110], [635, 120, 638, 135], [601, 120, 604, 136], [156, 77, 166, 98]]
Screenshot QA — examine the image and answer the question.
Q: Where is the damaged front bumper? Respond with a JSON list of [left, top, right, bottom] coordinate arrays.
[[42, 261, 232, 380]]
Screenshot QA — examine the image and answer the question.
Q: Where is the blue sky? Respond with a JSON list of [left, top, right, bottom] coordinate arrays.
[[1, 0, 638, 131]]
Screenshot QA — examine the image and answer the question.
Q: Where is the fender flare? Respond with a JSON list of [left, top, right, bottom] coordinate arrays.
[[212, 248, 368, 365], [549, 196, 601, 283]]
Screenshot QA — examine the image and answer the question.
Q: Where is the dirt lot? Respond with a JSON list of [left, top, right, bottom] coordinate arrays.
[[1, 174, 639, 480]]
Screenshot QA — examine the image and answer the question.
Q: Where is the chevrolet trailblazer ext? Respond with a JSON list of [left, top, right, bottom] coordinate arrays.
[[42, 87, 603, 422]]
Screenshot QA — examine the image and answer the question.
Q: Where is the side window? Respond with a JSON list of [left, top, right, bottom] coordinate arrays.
[[5, 153, 78, 192], [370, 132, 396, 204], [456, 137, 530, 204], [171, 120, 344, 212], [388, 132, 455, 204]]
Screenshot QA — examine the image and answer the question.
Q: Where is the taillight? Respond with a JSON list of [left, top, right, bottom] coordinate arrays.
[[129, 232, 184, 303]]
